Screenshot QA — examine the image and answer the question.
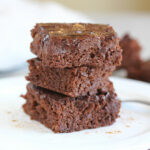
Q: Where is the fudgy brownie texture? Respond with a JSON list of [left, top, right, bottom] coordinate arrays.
[[31, 23, 122, 68], [22, 83, 120, 133], [26, 58, 114, 97], [119, 34, 142, 69], [128, 60, 150, 82]]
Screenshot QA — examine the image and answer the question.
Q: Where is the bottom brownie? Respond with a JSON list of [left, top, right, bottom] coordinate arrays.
[[22, 83, 120, 133]]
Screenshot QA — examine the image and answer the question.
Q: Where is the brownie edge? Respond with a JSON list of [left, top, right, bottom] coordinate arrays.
[[22, 83, 121, 133]]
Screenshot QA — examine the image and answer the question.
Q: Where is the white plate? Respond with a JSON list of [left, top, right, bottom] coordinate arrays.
[[0, 76, 150, 150]]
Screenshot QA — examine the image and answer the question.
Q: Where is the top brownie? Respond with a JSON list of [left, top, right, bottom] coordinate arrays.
[[31, 23, 122, 68]]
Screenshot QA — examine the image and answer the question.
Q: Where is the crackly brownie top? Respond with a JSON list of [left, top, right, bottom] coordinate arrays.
[[31, 23, 116, 38]]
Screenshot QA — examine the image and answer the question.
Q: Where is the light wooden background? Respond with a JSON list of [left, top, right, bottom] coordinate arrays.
[[36, 0, 150, 12]]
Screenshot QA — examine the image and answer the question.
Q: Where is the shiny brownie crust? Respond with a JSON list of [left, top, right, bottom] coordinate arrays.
[[31, 23, 122, 68]]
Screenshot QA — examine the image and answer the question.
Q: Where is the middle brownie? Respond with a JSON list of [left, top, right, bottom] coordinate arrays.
[[26, 58, 113, 97]]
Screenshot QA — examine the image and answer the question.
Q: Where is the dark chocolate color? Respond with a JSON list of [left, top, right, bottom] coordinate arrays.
[[22, 83, 121, 133], [128, 60, 150, 82], [119, 34, 150, 83], [31, 23, 122, 68], [26, 58, 114, 97], [119, 34, 142, 69]]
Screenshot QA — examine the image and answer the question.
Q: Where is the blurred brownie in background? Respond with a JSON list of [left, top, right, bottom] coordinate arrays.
[[119, 34, 142, 69], [119, 34, 150, 83], [128, 60, 150, 82]]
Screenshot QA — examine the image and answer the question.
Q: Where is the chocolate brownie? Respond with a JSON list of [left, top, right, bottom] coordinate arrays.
[[119, 34, 142, 69], [127, 60, 150, 82], [119, 34, 150, 83], [22, 83, 120, 133], [26, 58, 114, 97], [31, 23, 122, 68]]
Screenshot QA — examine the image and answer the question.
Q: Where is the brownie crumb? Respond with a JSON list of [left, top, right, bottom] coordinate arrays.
[[105, 130, 121, 134]]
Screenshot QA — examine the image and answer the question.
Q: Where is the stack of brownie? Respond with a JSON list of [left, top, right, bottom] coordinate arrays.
[[22, 23, 122, 133]]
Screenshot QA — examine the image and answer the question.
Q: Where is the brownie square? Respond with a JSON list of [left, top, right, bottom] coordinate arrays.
[[22, 83, 120, 133], [26, 58, 114, 97], [31, 23, 122, 68]]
